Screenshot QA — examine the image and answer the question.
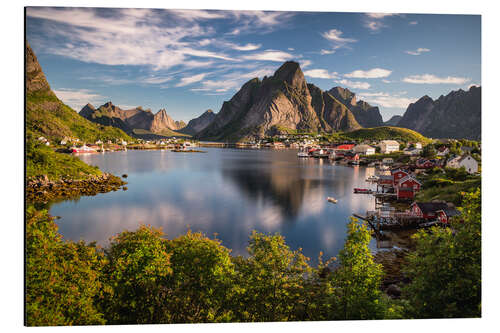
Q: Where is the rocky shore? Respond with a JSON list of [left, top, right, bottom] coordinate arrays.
[[26, 173, 127, 203], [374, 249, 410, 298]]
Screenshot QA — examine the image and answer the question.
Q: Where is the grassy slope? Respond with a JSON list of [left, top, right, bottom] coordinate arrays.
[[338, 126, 431, 144], [26, 141, 101, 180], [27, 90, 133, 143]]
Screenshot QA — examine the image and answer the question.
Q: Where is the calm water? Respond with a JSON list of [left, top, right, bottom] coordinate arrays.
[[50, 148, 379, 262]]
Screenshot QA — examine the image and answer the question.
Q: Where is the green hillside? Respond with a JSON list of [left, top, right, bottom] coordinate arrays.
[[336, 126, 431, 144], [26, 43, 132, 143]]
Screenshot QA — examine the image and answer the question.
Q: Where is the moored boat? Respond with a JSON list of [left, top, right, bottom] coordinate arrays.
[[353, 188, 373, 194], [327, 197, 338, 204], [71, 145, 97, 154]]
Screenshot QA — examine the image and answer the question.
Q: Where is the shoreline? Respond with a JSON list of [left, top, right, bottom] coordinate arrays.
[[26, 173, 127, 204]]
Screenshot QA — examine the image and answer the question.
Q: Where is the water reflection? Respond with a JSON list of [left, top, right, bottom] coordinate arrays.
[[51, 148, 377, 262]]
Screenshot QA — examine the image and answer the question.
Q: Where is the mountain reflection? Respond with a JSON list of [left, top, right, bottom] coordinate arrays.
[[51, 148, 377, 262]]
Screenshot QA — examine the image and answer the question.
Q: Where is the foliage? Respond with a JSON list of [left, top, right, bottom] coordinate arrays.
[[25, 207, 106, 326], [327, 218, 386, 320], [26, 139, 101, 180], [339, 126, 431, 144], [232, 231, 311, 322], [26, 90, 132, 143], [402, 189, 481, 318], [422, 144, 437, 158], [101, 225, 172, 324], [163, 231, 236, 323]]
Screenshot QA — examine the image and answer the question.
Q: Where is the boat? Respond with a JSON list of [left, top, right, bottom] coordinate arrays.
[[311, 148, 330, 158], [353, 188, 373, 194], [327, 197, 338, 204], [71, 144, 97, 154], [297, 147, 310, 157], [366, 175, 379, 182]]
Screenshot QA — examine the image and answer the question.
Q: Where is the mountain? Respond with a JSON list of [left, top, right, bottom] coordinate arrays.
[[397, 86, 481, 140], [80, 103, 187, 137], [384, 115, 403, 126], [196, 61, 361, 141], [26, 42, 131, 142], [179, 110, 217, 135], [328, 87, 384, 128]]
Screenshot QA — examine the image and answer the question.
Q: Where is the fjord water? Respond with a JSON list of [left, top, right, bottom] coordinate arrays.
[[50, 148, 377, 262]]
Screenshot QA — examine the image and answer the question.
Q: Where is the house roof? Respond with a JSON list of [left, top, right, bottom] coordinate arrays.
[[381, 140, 399, 146], [397, 175, 422, 185], [413, 202, 449, 214], [457, 154, 477, 163], [437, 207, 461, 217]]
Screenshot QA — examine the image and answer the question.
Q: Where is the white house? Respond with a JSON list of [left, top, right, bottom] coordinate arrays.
[[437, 146, 450, 156], [403, 147, 422, 156], [353, 144, 375, 155], [446, 155, 479, 174], [379, 140, 400, 154]]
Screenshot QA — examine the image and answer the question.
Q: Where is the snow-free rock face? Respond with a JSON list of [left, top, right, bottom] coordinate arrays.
[[328, 86, 384, 128], [397, 86, 481, 139], [196, 61, 362, 141], [384, 115, 403, 126], [80, 102, 185, 135], [26, 43, 54, 96], [180, 110, 217, 135]]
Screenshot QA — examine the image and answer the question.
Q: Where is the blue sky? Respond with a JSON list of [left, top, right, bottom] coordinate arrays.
[[26, 7, 481, 122]]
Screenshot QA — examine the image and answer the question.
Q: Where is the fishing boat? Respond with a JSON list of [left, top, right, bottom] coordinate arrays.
[[71, 144, 97, 154], [353, 188, 373, 194], [366, 175, 379, 182], [297, 147, 310, 158], [311, 148, 330, 158], [327, 197, 338, 204]]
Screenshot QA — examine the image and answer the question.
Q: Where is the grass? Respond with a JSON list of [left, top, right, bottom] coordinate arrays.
[[26, 141, 101, 181], [334, 126, 432, 144], [416, 168, 481, 205], [26, 90, 133, 143]]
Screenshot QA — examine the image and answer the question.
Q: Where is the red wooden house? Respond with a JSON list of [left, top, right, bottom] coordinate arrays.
[[416, 159, 435, 169], [436, 208, 461, 224], [410, 202, 449, 219], [395, 176, 422, 200], [344, 151, 360, 161], [392, 169, 410, 186]]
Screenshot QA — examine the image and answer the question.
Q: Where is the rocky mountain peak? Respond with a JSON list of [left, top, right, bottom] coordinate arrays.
[[26, 43, 54, 96], [273, 61, 307, 91], [329, 86, 357, 106]]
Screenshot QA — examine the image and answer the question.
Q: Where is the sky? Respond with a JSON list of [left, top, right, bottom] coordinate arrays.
[[26, 7, 481, 122]]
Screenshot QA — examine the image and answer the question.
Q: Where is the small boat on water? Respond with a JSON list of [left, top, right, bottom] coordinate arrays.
[[297, 147, 310, 157], [366, 175, 379, 182], [353, 188, 373, 194], [327, 197, 338, 204], [71, 145, 97, 154]]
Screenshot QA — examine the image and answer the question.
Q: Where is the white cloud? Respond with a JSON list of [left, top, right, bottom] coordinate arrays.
[[363, 13, 399, 32], [320, 49, 336, 55], [304, 69, 339, 79], [405, 48, 431, 56], [360, 95, 416, 109], [230, 43, 262, 51], [409, 21, 418, 25], [344, 68, 392, 79], [321, 29, 357, 44], [168, 9, 227, 21], [403, 74, 470, 84], [468, 83, 481, 89], [142, 76, 173, 84], [365, 13, 399, 19], [338, 79, 371, 90], [300, 60, 312, 68], [53, 88, 106, 111], [175, 73, 208, 87], [382, 79, 392, 83], [288, 47, 295, 51], [241, 50, 294, 62]]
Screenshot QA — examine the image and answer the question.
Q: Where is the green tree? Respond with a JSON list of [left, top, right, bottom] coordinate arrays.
[[402, 189, 481, 318], [164, 231, 236, 323], [101, 225, 172, 324], [232, 231, 311, 322], [422, 144, 437, 158], [328, 218, 386, 320], [25, 207, 106, 326]]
